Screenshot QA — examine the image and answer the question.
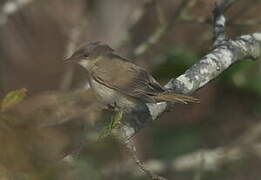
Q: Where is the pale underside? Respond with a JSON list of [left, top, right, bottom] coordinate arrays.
[[89, 77, 139, 110]]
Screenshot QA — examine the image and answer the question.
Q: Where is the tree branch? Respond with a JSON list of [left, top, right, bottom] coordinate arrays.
[[119, 0, 261, 140], [0, 1, 259, 178], [124, 141, 167, 180]]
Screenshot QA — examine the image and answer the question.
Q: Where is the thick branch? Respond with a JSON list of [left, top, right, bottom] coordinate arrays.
[[119, 0, 261, 140], [120, 31, 261, 140]]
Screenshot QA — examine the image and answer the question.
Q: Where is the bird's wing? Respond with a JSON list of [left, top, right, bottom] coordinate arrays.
[[90, 57, 165, 103]]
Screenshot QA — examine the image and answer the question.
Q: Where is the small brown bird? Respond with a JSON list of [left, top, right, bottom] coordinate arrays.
[[65, 42, 198, 112]]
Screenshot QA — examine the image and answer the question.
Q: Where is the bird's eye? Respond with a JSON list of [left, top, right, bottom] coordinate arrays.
[[83, 54, 89, 57]]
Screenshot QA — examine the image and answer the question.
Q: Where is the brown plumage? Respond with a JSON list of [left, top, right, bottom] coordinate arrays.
[[65, 42, 199, 110]]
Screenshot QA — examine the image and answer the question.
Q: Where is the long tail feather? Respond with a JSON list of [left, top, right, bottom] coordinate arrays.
[[154, 92, 199, 104]]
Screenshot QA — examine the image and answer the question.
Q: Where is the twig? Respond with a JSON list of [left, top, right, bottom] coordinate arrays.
[[178, 0, 199, 20], [124, 122, 261, 175], [133, 0, 193, 57], [176, 0, 259, 26], [213, 0, 230, 47], [124, 140, 167, 180], [127, 0, 156, 28], [108, 121, 261, 174]]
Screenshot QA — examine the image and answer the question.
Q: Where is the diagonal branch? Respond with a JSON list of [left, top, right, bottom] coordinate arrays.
[[124, 141, 167, 180], [119, 0, 261, 140]]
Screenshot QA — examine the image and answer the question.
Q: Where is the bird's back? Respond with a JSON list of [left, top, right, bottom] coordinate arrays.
[[90, 55, 165, 103]]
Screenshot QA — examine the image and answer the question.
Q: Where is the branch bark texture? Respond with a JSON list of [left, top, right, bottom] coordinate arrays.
[[120, 0, 261, 139]]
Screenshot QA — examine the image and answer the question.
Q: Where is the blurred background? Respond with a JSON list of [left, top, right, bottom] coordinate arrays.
[[0, 0, 260, 179]]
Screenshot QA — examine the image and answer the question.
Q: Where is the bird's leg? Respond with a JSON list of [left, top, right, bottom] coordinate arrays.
[[106, 102, 120, 111], [106, 104, 115, 111]]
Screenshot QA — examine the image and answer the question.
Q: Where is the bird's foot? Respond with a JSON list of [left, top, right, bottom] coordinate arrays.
[[106, 102, 120, 112]]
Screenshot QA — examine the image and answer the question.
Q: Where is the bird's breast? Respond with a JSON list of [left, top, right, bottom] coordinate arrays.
[[89, 78, 138, 110]]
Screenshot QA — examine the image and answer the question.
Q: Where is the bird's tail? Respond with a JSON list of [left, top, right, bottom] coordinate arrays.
[[154, 92, 199, 104]]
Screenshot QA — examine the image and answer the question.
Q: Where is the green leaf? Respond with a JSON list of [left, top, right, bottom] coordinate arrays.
[[109, 111, 123, 129], [1, 88, 27, 111], [98, 111, 123, 139]]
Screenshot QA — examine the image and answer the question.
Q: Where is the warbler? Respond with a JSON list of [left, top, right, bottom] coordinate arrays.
[[65, 42, 198, 112]]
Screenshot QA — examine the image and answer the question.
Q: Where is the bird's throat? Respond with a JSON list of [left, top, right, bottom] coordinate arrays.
[[78, 57, 102, 70], [78, 60, 92, 70]]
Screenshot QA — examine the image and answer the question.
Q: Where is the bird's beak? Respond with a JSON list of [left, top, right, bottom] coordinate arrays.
[[63, 56, 75, 63]]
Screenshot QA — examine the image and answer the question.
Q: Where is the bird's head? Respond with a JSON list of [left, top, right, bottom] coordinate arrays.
[[64, 42, 114, 69]]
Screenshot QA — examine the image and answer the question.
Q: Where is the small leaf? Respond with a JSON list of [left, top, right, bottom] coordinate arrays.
[[98, 111, 123, 139], [1, 88, 27, 111], [109, 111, 123, 129], [98, 126, 112, 139]]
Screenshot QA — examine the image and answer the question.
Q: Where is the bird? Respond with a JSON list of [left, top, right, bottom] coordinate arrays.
[[65, 42, 199, 112]]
